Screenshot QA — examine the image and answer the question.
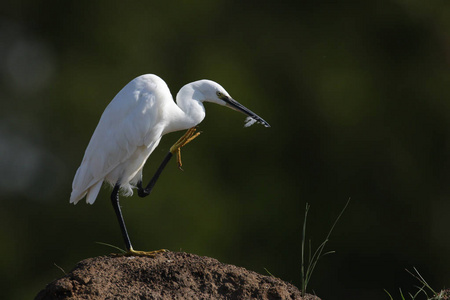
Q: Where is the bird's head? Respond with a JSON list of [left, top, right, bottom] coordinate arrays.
[[192, 80, 271, 128]]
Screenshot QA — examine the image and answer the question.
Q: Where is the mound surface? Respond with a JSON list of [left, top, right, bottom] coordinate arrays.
[[35, 251, 319, 300]]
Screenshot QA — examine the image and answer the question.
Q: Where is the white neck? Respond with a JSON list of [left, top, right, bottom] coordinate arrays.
[[162, 83, 206, 134]]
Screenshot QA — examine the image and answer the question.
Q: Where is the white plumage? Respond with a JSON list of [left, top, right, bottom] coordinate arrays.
[[70, 74, 270, 205]]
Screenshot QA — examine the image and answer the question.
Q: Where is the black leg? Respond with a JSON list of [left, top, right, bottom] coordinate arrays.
[[137, 152, 173, 197], [111, 183, 133, 251], [137, 127, 200, 197]]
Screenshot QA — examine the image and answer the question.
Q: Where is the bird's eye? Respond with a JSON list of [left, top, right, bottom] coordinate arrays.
[[216, 91, 224, 99]]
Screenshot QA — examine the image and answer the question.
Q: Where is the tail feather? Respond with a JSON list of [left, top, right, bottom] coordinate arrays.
[[70, 180, 103, 205], [70, 190, 86, 205], [86, 180, 103, 204]]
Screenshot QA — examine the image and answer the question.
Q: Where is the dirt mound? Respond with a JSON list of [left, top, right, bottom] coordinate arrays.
[[35, 251, 318, 300]]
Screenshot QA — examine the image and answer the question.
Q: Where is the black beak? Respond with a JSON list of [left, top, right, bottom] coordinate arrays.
[[223, 97, 270, 128]]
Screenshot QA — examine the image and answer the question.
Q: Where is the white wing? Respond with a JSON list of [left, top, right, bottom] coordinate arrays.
[[70, 75, 170, 204]]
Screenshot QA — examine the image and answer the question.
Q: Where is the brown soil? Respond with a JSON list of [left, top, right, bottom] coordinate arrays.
[[35, 251, 319, 300]]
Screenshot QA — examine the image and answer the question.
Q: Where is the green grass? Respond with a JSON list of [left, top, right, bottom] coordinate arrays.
[[96, 241, 127, 254], [384, 267, 447, 300], [300, 198, 350, 296], [264, 267, 275, 277], [53, 263, 67, 275]]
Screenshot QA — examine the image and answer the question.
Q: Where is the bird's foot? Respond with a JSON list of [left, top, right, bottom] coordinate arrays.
[[112, 248, 168, 257], [170, 127, 201, 170]]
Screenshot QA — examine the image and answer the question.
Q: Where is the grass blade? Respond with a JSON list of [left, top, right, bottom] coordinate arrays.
[[96, 241, 126, 253], [301, 203, 310, 295], [300, 198, 350, 295]]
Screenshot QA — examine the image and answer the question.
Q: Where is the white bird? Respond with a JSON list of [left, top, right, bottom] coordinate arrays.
[[70, 74, 270, 255]]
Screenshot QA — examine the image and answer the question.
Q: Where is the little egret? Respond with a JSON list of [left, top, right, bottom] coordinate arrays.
[[70, 74, 270, 256]]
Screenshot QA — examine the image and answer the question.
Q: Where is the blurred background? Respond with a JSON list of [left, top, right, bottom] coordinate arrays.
[[1, 0, 449, 299]]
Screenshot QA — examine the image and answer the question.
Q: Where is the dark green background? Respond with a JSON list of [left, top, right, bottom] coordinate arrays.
[[1, 1, 449, 299]]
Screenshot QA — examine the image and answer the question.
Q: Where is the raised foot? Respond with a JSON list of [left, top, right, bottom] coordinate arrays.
[[169, 127, 201, 170], [112, 249, 168, 257]]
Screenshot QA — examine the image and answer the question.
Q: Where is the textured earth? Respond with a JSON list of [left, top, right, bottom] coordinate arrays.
[[35, 251, 320, 300]]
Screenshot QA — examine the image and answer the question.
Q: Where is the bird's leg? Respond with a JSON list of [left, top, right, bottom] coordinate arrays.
[[124, 248, 167, 257], [112, 128, 201, 255], [137, 151, 173, 197], [111, 183, 167, 257], [169, 127, 201, 170], [111, 183, 133, 251], [121, 128, 200, 255], [137, 127, 201, 197]]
